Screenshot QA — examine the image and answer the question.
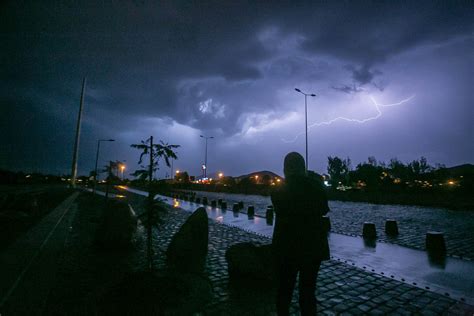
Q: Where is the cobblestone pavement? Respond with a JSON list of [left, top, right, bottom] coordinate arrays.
[[129, 196, 471, 315], [182, 191, 474, 260]]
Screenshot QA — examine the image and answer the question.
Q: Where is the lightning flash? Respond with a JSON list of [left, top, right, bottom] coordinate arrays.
[[282, 95, 415, 143]]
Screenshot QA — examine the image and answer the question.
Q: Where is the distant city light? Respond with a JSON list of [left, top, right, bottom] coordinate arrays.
[[176, 170, 180, 174]]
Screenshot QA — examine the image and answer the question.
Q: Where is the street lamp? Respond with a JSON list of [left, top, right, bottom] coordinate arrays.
[[200, 135, 214, 178], [93, 139, 115, 194], [120, 164, 125, 180], [295, 88, 316, 171]]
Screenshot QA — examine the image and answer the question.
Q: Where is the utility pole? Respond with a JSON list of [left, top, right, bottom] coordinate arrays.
[[70, 77, 86, 188], [200, 135, 214, 178], [147, 136, 153, 271]]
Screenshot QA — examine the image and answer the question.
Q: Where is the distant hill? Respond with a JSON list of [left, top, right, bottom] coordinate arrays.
[[235, 170, 282, 181], [446, 164, 474, 176]]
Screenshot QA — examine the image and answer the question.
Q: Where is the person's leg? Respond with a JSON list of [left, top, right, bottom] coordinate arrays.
[[298, 260, 321, 316], [276, 260, 298, 316]]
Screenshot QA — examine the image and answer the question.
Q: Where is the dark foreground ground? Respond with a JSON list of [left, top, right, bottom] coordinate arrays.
[[1, 189, 473, 315]]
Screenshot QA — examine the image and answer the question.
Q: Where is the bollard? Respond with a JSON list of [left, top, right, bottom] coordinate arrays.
[[385, 220, 399, 236], [190, 196, 195, 202], [426, 231, 446, 256], [218, 199, 223, 205], [238, 201, 244, 209], [202, 197, 208, 205], [233, 210, 239, 218], [221, 201, 227, 209], [362, 222, 377, 239], [266, 206, 274, 219], [247, 205, 255, 217], [195, 197, 201, 204], [266, 216, 273, 226], [232, 203, 240, 212], [322, 216, 331, 232], [211, 200, 217, 208]]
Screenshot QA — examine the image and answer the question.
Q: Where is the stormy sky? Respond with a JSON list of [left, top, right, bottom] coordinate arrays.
[[1, 1, 473, 178]]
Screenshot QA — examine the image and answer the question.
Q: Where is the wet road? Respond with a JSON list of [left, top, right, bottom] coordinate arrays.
[[181, 189, 474, 259], [117, 186, 474, 305]]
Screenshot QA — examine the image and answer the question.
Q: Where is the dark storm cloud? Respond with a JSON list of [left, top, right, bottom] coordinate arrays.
[[1, 0, 472, 174], [332, 84, 364, 94]]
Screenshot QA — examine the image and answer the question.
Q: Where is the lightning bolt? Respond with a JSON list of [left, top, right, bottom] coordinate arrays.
[[282, 95, 415, 143]]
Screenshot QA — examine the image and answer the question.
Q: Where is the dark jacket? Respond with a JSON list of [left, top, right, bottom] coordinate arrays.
[[271, 174, 330, 262]]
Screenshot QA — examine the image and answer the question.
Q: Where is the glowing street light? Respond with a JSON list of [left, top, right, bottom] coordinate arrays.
[[218, 172, 224, 178], [200, 135, 214, 178], [295, 88, 316, 171], [120, 164, 125, 180]]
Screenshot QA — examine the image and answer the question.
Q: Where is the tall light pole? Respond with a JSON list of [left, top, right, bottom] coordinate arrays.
[[93, 139, 115, 194], [70, 77, 86, 188], [295, 88, 316, 171], [200, 135, 214, 178]]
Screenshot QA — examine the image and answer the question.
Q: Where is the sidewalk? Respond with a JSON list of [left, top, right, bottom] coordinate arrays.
[[0, 191, 79, 314]]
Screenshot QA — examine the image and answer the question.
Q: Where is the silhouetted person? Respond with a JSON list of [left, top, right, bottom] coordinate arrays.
[[271, 152, 330, 316]]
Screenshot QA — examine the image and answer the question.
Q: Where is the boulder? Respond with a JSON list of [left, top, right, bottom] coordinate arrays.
[[225, 242, 276, 285], [95, 200, 137, 249], [166, 207, 208, 273]]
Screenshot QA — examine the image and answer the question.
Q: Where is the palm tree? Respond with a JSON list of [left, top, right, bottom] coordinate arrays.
[[131, 136, 179, 270]]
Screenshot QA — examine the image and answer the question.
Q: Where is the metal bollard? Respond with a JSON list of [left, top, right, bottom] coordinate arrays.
[[238, 201, 244, 209], [247, 205, 255, 217], [195, 197, 201, 204], [218, 199, 223, 205], [232, 203, 240, 212], [211, 200, 217, 208], [202, 197, 208, 205], [266, 206, 274, 219], [426, 231, 446, 256], [221, 201, 227, 209], [363, 222, 377, 239], [385, 220, 399, 236]]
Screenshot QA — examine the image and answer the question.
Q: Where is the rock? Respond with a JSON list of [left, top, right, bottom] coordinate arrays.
[[166, 207, 208, 273], [95, 200, 137, 249], [225, 242, 276, 285]]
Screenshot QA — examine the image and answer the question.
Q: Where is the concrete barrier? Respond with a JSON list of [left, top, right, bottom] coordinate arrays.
[[385, 220, 399, 236], [363, 222, 377, 239]]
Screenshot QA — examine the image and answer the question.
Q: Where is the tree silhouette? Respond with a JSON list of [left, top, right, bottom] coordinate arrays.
[[327, 156, 351, 186], [131, 136, 179, 271]]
